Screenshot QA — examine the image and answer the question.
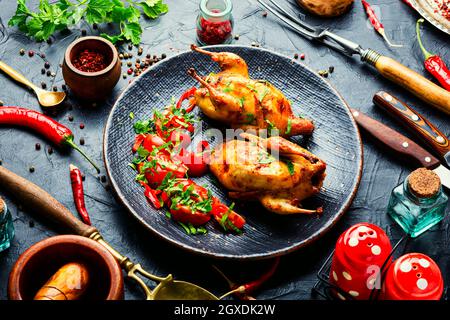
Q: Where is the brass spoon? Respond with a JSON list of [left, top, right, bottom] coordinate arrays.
[[0, 61, 66, 107], [0, 165, 219, 300]]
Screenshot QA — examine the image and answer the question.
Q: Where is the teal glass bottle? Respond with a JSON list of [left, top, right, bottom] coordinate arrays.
[[387, 169, 448, 238], [0, 197, 14, 252]]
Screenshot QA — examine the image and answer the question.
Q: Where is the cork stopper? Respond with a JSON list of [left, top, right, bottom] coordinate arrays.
[[0, 197, 4, 214], [408, 168, 441, 198]]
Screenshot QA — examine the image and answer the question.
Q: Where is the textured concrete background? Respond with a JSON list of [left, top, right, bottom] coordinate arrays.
[[0, 0, 449, 300]]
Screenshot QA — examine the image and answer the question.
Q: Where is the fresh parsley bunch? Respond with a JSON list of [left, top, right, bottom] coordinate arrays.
[[8, 0, 168, 44]]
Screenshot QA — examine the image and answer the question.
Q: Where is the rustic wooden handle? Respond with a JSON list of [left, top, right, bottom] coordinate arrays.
[[350, 108, 440, 168], [375, 56, 450, 115], [373, 91, 450, 161], [0, 165, 97, 237]]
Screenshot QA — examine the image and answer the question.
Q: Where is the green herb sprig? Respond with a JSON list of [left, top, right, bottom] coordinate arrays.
[[9, 0, 168, 44]]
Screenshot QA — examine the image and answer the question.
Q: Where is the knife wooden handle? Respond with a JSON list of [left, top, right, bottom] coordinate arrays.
[[350, 108, 440, 169], [373, 91, 450, 161], [0, 165, 98, 238], [374, 56, 450, 115]]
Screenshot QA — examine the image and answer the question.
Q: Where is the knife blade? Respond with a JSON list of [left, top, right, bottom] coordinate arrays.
[[350, 108, 450, 190], [373, 91, 450, 167]]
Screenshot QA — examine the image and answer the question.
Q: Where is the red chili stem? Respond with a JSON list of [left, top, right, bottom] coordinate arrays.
[[69, 164, 91, 225], [0, 107, 100, 172]]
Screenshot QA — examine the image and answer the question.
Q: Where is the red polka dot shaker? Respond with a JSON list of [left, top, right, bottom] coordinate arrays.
[[381, 253, 443, 300], [329, 223, 392, 300]]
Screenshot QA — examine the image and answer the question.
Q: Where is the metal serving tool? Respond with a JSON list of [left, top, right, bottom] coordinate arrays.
[[0, 165, 218, 300], [0, 61, 66, 107], [257, 0, 450, 115]]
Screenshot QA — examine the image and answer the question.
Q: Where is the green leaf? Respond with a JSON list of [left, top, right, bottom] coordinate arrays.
[[286, 160, 295, 176], [111, 6, 136, 23], [139, 0, 168, 19], [101, 32, 124, 44], [86, 0, 112, 24], [8, 0, 31, 32], [122, 21, 142, 45], [285, 118, 292, 135]]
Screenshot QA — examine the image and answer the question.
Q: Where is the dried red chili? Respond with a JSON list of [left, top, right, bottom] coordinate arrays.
[[361, 0, 403, 47], [72, 49, 107, 72], [416, 19, 450, 91], [70, 164, 91, 225]]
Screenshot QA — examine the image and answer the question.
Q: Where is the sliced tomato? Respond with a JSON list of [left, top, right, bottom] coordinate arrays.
[[176, 87, 197, 110], [169, 129, 192, 149], [141, 183, 162, 209], [142, 134, 166, 153], [211, 199, 246, 230], [175, 149, 209, 177], [132, 134, 146, 153], [169, 204, 211, 226]]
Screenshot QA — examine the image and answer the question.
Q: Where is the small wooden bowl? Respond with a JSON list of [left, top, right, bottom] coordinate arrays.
[[8, 235, 123, 300], [62, 36, 121, 101]]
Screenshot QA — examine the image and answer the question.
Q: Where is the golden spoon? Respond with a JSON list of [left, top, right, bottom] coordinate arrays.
[[0, 61, 66, 107]]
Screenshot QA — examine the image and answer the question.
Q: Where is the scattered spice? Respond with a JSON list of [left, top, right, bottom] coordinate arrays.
[[361, 0, 403, 47], [68, 115, 74, 121], [35, 143, 41, 150], [48, 146, 53, 154], [119, 53, 124, 60], [0, 101, 3, 107], [100, 175, 107, 183], [72, 49, 108, 72], [128, 43, 133, 50], [41, 68, 46, 74], [44, 61, 50, 69], [329, 66, 335, 73], [40, 53, 46, 59], [29, 220, 35, 228], [80, 138, 85, 145], [138, 47, 143, 55], [92, 23, 98, 30], [161, 53, 167, 59], [19, 48, 25, 55], [318, 70, 329, 77], [62, 84, 67, 91], [41, 82, 47, 89], [29, 166, 35, 173], [234, 34, 240, 40], [300, 53, 305, 60], [127, 68, 133, 75], [28, 50, 34, 57], [262, 11, 268, 17], [122, 73, 127, 79], [294, 53, 299, 59], [79, 123, 85, 129], [50, 72, 56, 77], [46, 70, 51, 76], [52, 86, 58, 92], [124, 52, 129, 59], [81, 29, 87, 36]]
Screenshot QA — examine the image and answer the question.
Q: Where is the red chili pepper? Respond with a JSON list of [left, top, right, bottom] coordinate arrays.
[[69, 164, 91, 225], [177, 87, 197, 112], [416, 19, 450, 91], [361, 0, 403, 47], [0, 107, 99, 172], [216, 257, 280, 300]]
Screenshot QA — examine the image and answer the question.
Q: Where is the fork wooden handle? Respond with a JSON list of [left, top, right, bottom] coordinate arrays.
[[374, 56, 450, 115], [0, 165, 97, 238]]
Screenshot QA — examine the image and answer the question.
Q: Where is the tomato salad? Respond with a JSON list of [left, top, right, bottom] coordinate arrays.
[[129, 89, 246, 235]]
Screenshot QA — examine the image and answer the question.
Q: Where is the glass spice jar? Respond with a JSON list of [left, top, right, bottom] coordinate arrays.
[[196, 0, 234, 46], [387, 168, 448, 238], [0, 197, 14, 252]]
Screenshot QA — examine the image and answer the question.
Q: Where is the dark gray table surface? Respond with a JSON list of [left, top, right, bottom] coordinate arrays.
[[0, 0, 449, 300]]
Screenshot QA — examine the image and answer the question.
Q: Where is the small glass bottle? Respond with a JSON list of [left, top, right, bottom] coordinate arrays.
[[196, 0, 234, 46], [0, 197, 14, 252], [387, 168, 448, 238]]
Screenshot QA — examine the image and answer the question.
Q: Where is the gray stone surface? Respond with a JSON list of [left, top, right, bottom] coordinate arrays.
[[0, 0, 449, 300]]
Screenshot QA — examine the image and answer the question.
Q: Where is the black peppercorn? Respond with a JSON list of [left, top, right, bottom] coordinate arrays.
[[93, 23, 98, 29], [41, 82, 47, 89], [161, 53, 167, 59], [46, 70, 51, 76], [329, 66, 335, 74], [234, 34, 240, 40], [101, 175, 107, 183], [80, 123, 85, 129], [29, 166, 35, 173], [52, 86, 58, 92], [128, 43, 133, 50], [68, 115, 74, 121], [46, 38, 52, 44], [81, 29, 87, 36], [35, 143, 41, 150], [294, 53, 299, 59], [48, 146, 54, 154], [138, 47, 143, 55], [44, 61, 50, 69], [28, 50, 34, 57], [81, 174, 85, 181], [40, 53, 46, 59], [262, 11, 268, 17], [140, 63, 145, 69], [146, 53, 151, 59], [0, 160, 3, 166], [80, 138, 85, 145], [41, 68, 46, 74], [62, 84, 67, 91]]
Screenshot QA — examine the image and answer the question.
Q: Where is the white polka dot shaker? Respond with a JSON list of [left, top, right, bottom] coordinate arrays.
[[329, 223, 393, 300], [380, 253, 443, 300]]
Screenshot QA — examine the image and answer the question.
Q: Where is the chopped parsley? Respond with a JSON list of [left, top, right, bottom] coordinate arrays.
[[245, 113, 255, 124], [286, 160, 295, 176], [285, 118, 292, 135]]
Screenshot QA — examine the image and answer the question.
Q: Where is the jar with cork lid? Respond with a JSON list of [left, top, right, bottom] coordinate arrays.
[[387, 168, 448, 238], [0, 196, 14, 252]]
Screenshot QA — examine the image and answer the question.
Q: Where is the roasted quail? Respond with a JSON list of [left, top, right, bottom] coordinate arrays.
[[188, 45, 314, 137], [209, 133, 326, 215]]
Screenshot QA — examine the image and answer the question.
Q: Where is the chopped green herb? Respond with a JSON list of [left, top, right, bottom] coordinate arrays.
[[239, 97, 245, 109], [219, 202, 235, 231], [178, 222, 191, 235], [258, 88, 269, 102], [286, 160, 295, 176], [285, 118, 292, 135], [245, 113, 255, 124], [129, 112, 135, 119], [165, 211, 172, 219]]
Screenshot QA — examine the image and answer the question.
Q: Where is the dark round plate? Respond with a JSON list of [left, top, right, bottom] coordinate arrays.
[[104, 45, 362, 260]]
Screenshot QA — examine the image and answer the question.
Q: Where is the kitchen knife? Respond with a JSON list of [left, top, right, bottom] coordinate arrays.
[[351, 108, 450, 190], [373, 91, 450, 167]]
